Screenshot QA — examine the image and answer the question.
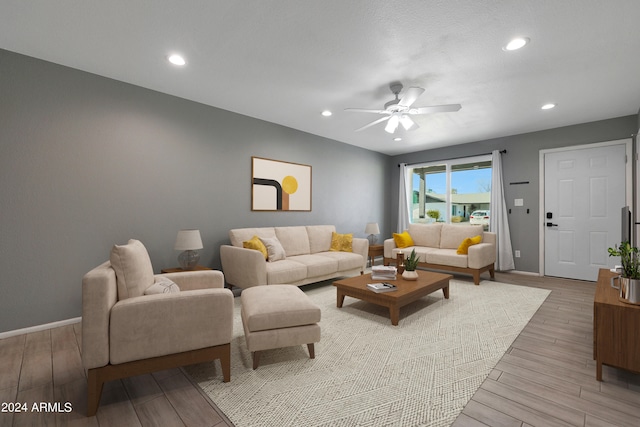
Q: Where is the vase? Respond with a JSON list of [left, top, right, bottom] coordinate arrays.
[[611, 275, 640, 305], [402, 270, 418, 281]]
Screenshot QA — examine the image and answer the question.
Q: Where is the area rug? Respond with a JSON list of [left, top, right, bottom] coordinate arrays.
[[185, 279, 550, 427]]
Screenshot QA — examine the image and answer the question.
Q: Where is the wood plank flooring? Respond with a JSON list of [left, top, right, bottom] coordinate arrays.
[[1, 272, 639, 426]]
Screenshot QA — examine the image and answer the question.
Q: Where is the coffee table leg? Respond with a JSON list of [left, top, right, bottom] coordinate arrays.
[[389, 306, 399, 326], [443, 285, 449, 299], [337, 290, 345, 308]]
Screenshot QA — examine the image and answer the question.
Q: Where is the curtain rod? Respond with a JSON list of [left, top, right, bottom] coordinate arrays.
[[398, 149, 506, 167]]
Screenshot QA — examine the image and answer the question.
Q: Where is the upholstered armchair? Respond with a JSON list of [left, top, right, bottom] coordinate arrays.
[[81, 239, 233, 416]]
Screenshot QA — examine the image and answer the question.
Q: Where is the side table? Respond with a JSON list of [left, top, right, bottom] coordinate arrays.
[[368, 244, 384, 267]]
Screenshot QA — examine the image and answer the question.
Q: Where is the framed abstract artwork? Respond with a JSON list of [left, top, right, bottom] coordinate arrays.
[[251, 157, 312, 211]]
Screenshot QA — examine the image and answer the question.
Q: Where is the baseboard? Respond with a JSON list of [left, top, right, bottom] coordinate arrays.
[[0, 317, 81, 340]]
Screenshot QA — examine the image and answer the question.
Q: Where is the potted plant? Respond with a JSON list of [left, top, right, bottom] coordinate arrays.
[[402, 249, 420, 280], [608, 241, 640, 304]]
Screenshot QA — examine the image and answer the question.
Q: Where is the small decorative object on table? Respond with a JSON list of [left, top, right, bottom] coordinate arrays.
[[402, 249, 419, 280], [396, 251, 405, 274], [367, 282, 397, 293], [174, 229, 203, 270]]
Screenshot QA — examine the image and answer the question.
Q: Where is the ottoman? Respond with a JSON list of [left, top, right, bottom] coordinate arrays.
[[241, 285, 321, 369]]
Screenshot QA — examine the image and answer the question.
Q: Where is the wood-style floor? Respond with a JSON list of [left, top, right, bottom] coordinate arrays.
[[1, 272, 639, 426]]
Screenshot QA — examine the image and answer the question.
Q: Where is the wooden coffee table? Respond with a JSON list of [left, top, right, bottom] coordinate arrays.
[[333, 271, 452, 325]]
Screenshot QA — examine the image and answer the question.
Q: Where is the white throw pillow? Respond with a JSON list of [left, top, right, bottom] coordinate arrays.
[[144, 276, 181, 295], [110, 239, 155, 300], [259, 236, 286, 262]]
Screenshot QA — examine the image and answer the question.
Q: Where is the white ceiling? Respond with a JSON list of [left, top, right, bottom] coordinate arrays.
[[2, 1, 640, 155]]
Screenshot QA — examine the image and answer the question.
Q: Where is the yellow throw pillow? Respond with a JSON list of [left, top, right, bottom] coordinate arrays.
[[456, 235, 482, 255], [330, 232, 353, 252], [393, 230, 414, 248], [243, 235, 268, 260]]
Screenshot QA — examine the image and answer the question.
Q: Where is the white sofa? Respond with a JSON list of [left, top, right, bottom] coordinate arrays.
[[383, 223, 496, 285], [220, 225, 368, 289]]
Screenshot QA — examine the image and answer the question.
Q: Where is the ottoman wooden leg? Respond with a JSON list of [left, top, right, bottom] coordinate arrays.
[[307, 343, 315, 359], [252, 351, 261, 370]]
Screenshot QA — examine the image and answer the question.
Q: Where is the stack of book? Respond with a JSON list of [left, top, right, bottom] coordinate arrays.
[[371, 265, 397, 280], [366, 282, 397, 293]]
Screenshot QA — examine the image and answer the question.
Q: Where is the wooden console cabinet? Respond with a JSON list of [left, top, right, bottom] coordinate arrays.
[[593, 268, 640, 380]]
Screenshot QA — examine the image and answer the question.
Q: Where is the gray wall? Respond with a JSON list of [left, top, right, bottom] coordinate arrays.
[[389, 115, 638, 273], [0, 49, 390, 333]]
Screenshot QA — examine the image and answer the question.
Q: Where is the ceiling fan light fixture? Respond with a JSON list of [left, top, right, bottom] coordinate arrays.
[[400, 115, 416, 131], [503, 37, 530, 51], [385, 115, 399, 133]]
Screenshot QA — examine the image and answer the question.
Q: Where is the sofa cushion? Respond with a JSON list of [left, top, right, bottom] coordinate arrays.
[[317, 251, 363, 272], [307, 225, 336, 253], [144, 276, 180, 295], [243, 235, 268, 260], [457, 235, 482, 255], [408, 223, 443, 247], [427, 249, 469, 268], [439, 224, 485, 249], [275, 226, 310, 256], [330, 232, 353, 252], [393, 230, 414, 248], [265, 260, 307, 284], [229, 227, 276, 248], [259, 236, 287, 262], [110, 239, 155, 300], [287, 254, 338, 277]]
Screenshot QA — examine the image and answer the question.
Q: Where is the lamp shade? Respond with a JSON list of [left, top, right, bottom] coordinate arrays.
[[174, 229, 203, 251], [365, 222, 380, 235]]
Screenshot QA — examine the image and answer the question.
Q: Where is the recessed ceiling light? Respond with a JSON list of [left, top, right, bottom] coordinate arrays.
[[503, 37, 530, 51], [541, 103, 556, 110], [321, 110, 332, 117], [168, 54, 186, 66], [394, 137, 402, 142]]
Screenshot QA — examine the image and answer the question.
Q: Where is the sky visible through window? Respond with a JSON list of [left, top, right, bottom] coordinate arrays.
[[413, 168, 492, 194]]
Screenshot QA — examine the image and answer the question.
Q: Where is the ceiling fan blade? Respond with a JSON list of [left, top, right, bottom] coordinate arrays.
[[410, 104, 462, 114], [345, 108, 390, 114], [398, 87, 425, 108], [385, 115, 400, 133], [400, 115, 419, 131], [355, 116, 390, 132]]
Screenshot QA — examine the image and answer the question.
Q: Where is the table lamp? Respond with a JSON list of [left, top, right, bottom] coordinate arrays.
[[365, 222, 380, 245], [174, 229, 203, 270]]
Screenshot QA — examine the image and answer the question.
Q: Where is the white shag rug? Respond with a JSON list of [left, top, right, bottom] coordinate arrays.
[[185, 279, 550, 427]]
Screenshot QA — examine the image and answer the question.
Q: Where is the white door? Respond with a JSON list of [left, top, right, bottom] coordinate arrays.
[[544, 143, 626, 281]]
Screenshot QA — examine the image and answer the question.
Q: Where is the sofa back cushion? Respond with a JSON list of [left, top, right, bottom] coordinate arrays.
[[440, 224, 485, 249], [109, 239, 155, 300], [229, 227, 276, 248], [275, 226, 310, 256], [408, 223, 443, 247], [306, 225, 336, 253]]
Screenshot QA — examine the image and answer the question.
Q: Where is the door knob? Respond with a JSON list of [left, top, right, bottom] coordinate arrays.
[[546, 222, 558, 227]]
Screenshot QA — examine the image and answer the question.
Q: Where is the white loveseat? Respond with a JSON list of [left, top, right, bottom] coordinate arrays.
[[220, 225, 368, 289], [383, 223, 496, 285]]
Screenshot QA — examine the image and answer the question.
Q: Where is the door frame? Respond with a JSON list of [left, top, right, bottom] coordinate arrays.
[[538, 138, 633, 278]]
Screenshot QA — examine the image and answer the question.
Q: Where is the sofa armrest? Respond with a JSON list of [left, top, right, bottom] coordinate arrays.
[[109, 288, 234, 365], [468, 243, 496, 269], [82, 261, 118, 370], [220, 245, 267, 288], [159, 270, 224, 291], [352, 238, 369, 272], [384, 238, 397, 258]]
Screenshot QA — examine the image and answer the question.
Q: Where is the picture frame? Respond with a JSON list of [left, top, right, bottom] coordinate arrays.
[[251, 156, 312, 211]]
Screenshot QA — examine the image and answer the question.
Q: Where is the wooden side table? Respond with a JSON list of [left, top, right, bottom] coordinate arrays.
[[593, 268, 640, 380], [161, 265, 212, 273], [368, 244, 384, 267]]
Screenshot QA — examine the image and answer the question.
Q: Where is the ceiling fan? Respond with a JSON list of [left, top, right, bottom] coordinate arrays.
[[345, 82, 461, 134]]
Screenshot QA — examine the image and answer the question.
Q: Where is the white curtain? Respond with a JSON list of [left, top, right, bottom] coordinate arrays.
[[490, 150, 515, 271], [397, 163, 411, 232]]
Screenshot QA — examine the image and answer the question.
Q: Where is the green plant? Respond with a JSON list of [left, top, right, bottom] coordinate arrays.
[[404, 249, 420, 271], [608, 241, 640, 279], [426, 210, 440, 220]]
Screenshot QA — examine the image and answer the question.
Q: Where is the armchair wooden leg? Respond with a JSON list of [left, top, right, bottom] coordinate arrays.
[[87, 368, 105, 417], [252, 351, 261, 370]]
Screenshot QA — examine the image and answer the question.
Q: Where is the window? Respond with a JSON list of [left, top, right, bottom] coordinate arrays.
[[408, 155, 492, 228]]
